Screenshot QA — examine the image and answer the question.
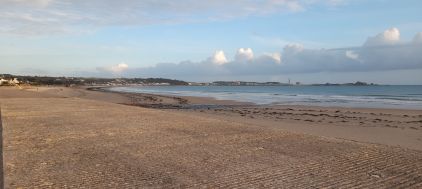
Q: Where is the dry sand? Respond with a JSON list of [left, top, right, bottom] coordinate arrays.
[[1, 86, 422, 188]]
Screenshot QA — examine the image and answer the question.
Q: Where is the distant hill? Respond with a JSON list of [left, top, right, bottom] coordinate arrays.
[[0, 74, 189, 86], [311, 81, 376, 86]]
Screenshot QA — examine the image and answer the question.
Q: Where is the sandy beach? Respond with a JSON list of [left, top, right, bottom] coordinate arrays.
[[92, 86, 422, 151], [1, 86, 421, 188]]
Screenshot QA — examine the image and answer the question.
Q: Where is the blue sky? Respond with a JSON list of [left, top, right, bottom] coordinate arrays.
[[1, 0, 422, 84]]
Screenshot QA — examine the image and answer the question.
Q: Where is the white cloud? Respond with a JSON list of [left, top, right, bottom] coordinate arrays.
[[364, 27, 400, 46], [0, 0, 345, 35], [345, 50, 359, 60], [235, 48, 254, 62], [264, 52, 282, 64], [97, 63, 129, 74], [111, 63, 129, 73], [210, 50, 228, 65], [116, 28, 422, 80]]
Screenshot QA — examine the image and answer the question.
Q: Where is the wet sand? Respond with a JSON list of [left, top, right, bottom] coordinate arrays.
[[1, 86, 422, 188], [90, 86, 422, 151]]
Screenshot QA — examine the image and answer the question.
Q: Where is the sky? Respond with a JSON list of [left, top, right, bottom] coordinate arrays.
[[0, 0, 422, 84]]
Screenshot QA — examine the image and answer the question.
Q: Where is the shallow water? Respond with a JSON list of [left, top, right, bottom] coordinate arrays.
[[109, 85, 422, 110]]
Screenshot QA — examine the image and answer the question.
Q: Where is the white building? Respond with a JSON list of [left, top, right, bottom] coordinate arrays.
[[0, 78, 7, 85], [10, 78, 20, 84], [0, 78, 20, 85]]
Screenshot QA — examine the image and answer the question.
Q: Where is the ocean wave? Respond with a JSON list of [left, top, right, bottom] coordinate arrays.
[[109, 86, 422, 109]]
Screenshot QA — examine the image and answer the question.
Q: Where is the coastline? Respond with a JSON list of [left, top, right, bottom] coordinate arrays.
[[98, 85, 422, 110], [91, 85, 422, 111]]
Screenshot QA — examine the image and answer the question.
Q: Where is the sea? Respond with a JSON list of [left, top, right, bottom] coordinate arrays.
[[108, 85, 422, 110]]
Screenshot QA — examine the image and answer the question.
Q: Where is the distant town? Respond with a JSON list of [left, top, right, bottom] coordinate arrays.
[[0, 74, 188, 86], [0, 74, 376, 87]]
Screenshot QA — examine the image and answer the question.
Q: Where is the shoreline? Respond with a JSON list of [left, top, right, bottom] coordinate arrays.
[[1, 86, 422, 187], [90, 85, 422, 111]]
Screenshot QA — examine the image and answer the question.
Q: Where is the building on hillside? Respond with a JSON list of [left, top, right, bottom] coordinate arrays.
[[0, 78, 8, 85], [10, 78, 20, 84], [0, 78, 20, 86]]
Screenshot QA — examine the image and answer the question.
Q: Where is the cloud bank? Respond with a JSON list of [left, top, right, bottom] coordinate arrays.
[[0, 0, 343, 35], [116, 28, 422, 79]]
